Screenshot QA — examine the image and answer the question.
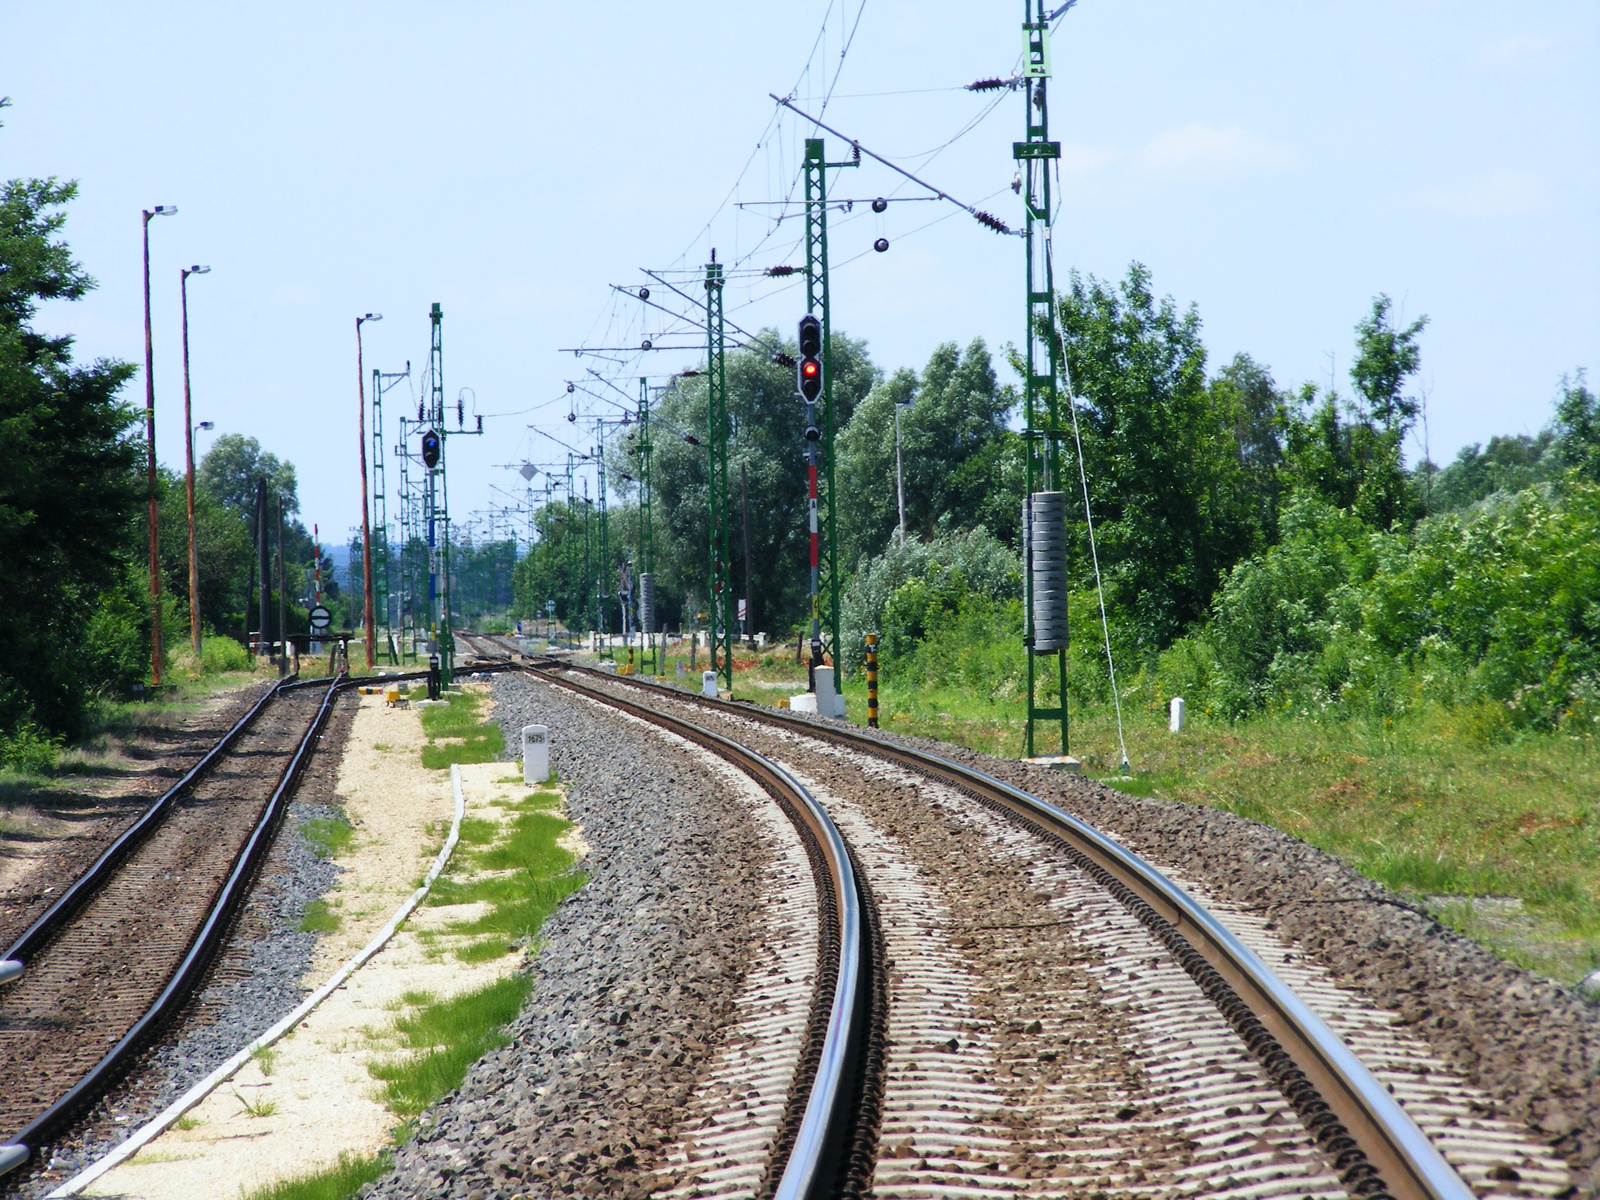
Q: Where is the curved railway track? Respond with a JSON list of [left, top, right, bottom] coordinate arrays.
[[459, 632, 1497, 1200], [0, 674, 350, 1180]]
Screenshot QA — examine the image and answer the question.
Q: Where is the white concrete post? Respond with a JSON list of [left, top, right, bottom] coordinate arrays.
[[814, 666, 840, 718], [702, 670, 718, 698], [522, 724, 550, 784], [1169, 697, 1186, 732]]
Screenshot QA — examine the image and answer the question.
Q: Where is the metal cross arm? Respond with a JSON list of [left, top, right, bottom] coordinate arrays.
[[771, 95, 1023, 236]]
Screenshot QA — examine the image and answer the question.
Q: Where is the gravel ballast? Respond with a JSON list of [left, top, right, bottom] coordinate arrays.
[[365, 672, 775, 1200], [767, 705, 1600, 1197]]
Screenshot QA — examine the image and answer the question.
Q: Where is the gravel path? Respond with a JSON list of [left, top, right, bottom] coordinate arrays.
[[4, 689, 358, 1200], [364, 672, 784, 1200]]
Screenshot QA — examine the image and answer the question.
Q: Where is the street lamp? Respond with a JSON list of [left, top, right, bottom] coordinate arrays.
[[181, 264, 211, 658], [356, 312, 383, 672], [142, 205, 177, 686], [894, 393, 914, 546]]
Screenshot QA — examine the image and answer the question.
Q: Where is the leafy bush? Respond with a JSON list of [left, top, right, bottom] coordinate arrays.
[[201, 635, 250, 673], [1187, 480, 1600, 728], [0, 721, 63, 774], [841, 525, 1020, 671]]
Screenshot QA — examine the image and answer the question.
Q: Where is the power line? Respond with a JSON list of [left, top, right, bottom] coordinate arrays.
[[771, 96, 1020, 236]]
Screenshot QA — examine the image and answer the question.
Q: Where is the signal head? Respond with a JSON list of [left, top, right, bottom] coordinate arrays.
[[796, 314, 822, 358], [803, 424, 821, 442], [421, 429, 441, 468]]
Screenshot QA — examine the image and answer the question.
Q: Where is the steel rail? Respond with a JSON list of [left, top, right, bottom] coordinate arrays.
[[0, 674, 348, 1178], [526, 664, 872, 1200], [533, 657, 1475, 1200], [1, 678, 290, 977]]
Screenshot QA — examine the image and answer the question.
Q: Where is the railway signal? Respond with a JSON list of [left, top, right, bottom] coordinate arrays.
[[797, 314, 822, 403], [420, 428, 441, 468]]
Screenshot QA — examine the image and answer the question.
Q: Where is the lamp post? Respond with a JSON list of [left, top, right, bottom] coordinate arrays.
[[181, 264, 211, 658], [356, 312, 383, 672], [894, 394, 913, 546], [142, 204, 177, 685]]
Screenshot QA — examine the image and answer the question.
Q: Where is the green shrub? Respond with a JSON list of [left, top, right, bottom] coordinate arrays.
[[200, 635, 250, 673], [1196, 481, 1600, 728], [0, 721, 63, 774]]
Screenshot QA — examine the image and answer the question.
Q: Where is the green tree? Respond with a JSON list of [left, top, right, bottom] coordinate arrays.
[[1049, 263, 1259, 654], [1346, 294, 1428, 528], [0, 130, 144, 736], [1553, 369, 1599, 482], [836, 339, 1019, 566], [643, 330, 878, 636], [197, 433, 299, 518]]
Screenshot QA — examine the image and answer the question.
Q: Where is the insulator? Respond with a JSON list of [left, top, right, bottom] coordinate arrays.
[[871, 197, 888, 213], [638, 287, 649, 300], [417, 402, 424, 421], [567, 411, 576, 423], [772, 351, 796, 369], [619, 472, 632, 482], [641, 338, 652, 350], [457, 398, 464, 424], [1028, 491, 1069, 652], [974, 210, 1011, 234], [682, 432, 702, 446], [873, 237, 890, 253], [765, 265, 798, 276], [679, 368, 701, 378], [566, 382, 574, 393], [966, 76, 1009, 91]]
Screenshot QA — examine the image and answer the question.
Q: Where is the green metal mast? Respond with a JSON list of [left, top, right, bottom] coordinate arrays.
[[371, 366, 390, 662], [1019, 0, 1068, 757], [802, 137, 857, 701], [424, 304, 451, 679], [595, 419, 612, 658], [704, 254, 734, 692], [396, 413, 420, 663], [638, 377, 656, 675]]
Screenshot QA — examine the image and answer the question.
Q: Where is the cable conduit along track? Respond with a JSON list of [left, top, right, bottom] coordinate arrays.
[[525, 665, 884, 1200], [0, 673, 351, 1180], [531, 656, 1475, 1200]]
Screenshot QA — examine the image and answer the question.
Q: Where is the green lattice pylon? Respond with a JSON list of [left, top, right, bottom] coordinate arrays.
[[802, 136, 857, 704], [1019, 0, 1069, 758], [704, 257, 734, 691]]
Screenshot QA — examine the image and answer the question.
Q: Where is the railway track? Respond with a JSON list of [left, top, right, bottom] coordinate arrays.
[[0, 674, 349, 1181], [456, 631, 1565, 1199]]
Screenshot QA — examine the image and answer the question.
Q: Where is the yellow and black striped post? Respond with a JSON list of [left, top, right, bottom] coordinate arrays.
[[865, 633, 879, 728]]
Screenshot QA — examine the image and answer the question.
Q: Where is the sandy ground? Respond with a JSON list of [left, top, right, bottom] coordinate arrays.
[[87, 689, 558, 1200]]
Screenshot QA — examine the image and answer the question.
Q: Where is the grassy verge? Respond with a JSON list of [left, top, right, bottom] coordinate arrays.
[[244, 775, 581, 1199], [418, 689, 505, 769], [362, 781, 581, 1127], [721, 651, 1600, 985], [240, 1152, 393, 1200]]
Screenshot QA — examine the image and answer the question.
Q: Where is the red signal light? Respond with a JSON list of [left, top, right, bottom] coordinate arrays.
[[801, 361, 819, 378]]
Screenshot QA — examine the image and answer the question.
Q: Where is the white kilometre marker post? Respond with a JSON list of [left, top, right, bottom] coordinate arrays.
[[522, 724, 550, 784]]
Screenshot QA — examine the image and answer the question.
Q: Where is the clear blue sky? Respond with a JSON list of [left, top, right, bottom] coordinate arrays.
[[5, 1, 1596, 554]]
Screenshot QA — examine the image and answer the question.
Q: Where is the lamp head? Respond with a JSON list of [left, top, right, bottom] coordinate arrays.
[[197, 421, 215, 431], [363, 312, 383, 322], [189, 264, 210, 274], [151, 205, 178, 216]]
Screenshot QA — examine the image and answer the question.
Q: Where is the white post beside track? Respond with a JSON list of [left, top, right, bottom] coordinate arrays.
[[522, 725, 550, 783]]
